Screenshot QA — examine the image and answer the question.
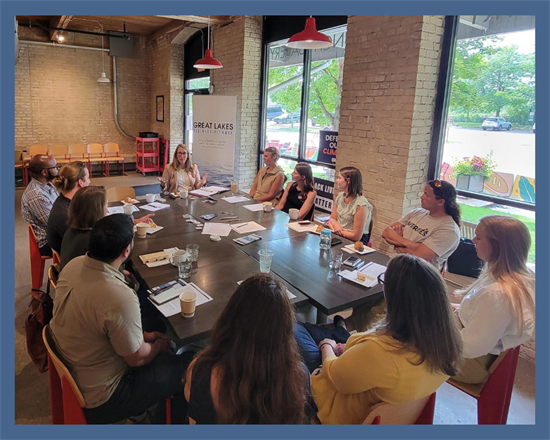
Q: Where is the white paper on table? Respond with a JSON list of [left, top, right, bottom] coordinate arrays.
[[146, 259, 171, 268], [343, 244, 376, 255], [201, 222, 232, 237], [203, 186, 230, 193], [243, 203, 265, 212], [237, 280, 296, 299], [147, 225, 164, 234], [148, 282, 213, 317], [221, 196, 250, 203], [285, 222, 318, 233], [190, 189, 217, 197], [230, 221, 266, 234], [140, 202, 170, 212], [339, 262, 386, 288], [107, 206, 124, 214]]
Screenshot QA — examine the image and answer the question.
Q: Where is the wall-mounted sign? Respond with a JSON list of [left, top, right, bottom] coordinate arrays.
[[316, 130, 338, 165]]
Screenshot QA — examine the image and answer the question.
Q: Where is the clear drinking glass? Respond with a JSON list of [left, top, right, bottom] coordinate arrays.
[[178, 258, 192, 279], [186, 244, 199, 262], [329, 250, 343, 271], [258, 249, 274, 273]]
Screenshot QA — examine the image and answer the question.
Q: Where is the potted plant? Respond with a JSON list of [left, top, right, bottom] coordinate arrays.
[[452, 153, 496, 192]]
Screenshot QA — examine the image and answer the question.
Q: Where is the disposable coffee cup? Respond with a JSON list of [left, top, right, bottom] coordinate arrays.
[[263, 202, 273, 212], [136, 223, 149, 238], [180, 291, 197, 318], [180, 189, 188, 199], [289, 208, 299, 220], [123, 204, 133, 215], [231, 182, 238, 194], [145, 193, 156, 203]]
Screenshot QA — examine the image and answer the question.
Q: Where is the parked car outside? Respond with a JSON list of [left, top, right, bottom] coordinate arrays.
[[482, 117, 512, 131], [267, 106, 283, 121], [274, 110, 301, 124]]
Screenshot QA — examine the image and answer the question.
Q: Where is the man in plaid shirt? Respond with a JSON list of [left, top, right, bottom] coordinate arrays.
[[21, 155, 60, 257]]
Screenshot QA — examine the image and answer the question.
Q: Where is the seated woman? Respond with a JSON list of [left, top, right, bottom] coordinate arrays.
[[60, 186, 153, 269], [184, 273, 313, 424], [452, 216, 535, 384], [275, 163, 316, 221], [159, 144, 207, 194], [294, 254, 462, 424], [249, 147, 285, 203], [327, 166, 373, 244], [47, 161, 91, 254]]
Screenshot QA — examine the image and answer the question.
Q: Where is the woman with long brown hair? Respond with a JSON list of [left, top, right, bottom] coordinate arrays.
[[452, 216, 535, 384], [294, 254, 462, 424], [275, 163, 317, 220], [47, 161, 90, 253], [184, 273, 312, 424], [159, 144, 207, 194]]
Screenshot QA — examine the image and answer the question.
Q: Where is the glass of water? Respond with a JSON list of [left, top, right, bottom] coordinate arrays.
[[178, 257, 192, 279], [258, 249, 274, 273], [186, 244, 200, 262], [329, 250, 343, 271]]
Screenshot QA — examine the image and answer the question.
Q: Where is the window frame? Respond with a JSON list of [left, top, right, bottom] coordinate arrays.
[[430, 16, 535, 212]]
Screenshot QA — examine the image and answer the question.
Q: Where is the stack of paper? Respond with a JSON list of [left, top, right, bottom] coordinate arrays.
[[285, 222, 319, 233], [243, 203, 265, 212], [201, 222, 233, 237], [203, 186, 230, 193], [230, 222, 266, 234], [148, 282, 213, 317], [140, 202, 170, 212], [222, 195, 250, 203], [190, 189, 218, 197], [339, 262, 386, 288]]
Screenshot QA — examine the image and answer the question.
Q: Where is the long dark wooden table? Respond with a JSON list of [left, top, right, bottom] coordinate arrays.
[[122, 191, 389, 342]]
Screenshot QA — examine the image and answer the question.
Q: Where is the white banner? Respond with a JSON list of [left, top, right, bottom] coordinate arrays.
[[192, 95, 236, 186]]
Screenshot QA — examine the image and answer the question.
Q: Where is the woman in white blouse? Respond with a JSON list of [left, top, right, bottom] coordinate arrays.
[[159, 144, 207, 194], [327, 166, 373, 243], [452, 215, 535, 384]]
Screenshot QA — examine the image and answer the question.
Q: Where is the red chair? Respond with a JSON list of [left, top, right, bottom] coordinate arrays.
[[447, 346, 521, 424], [43, 325, 173, 425], [28, 225, 52, 291], [366, 392, 436, 424]]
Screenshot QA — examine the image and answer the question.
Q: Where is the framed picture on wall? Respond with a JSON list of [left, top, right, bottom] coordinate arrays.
[[156, 95, 164, 122]]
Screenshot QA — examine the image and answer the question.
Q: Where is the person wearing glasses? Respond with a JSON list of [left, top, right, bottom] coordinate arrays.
[[158, 144, 208, 194], [293, 254, 462, 424], [46, 161, 91, 254], [350, 179, 462, 332], [21, 154, 60, 257], [382, 179, 461, 271]]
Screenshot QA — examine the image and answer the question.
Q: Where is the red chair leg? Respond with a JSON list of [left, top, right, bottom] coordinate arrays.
[[165, 397, 172, 424], [47, 353, 64, 424]]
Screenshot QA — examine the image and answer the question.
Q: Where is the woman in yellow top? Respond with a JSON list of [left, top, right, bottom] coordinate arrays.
[[159, 144, 207, 194], [249, 147, 285, 203], [294, 254, 462, 424]]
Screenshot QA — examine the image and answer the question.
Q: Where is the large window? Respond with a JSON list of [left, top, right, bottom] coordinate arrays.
[[435, 16, 536, 265], [260, 23, 346, 211], [184, 77, 210, 154]]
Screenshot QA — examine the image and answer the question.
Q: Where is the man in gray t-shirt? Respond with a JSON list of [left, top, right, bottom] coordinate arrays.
[[382, 180, 461, 271]]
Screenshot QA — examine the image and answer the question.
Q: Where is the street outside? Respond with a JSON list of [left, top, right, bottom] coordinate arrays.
[[442, 126, 536, 178]]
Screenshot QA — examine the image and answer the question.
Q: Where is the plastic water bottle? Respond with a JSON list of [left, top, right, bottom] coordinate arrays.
[[320, 228, 332, 250]]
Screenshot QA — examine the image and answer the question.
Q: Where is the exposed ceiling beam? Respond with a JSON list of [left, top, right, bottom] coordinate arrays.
[[155, 15, 229, 26], [148, 19, 186, 43], [49, 15, 72, 41]]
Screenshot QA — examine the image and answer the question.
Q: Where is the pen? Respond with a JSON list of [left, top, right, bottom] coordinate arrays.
[[236, 223, 249, 228], [358, 261, 373, 271]]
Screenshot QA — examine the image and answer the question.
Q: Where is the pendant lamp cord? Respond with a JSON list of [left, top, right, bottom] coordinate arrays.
[[207, 16, 211, 50], [100, 24, 105, 72]]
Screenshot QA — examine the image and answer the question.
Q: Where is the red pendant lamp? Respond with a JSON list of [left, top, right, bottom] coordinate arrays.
[[194, 16, 223, 70], [286, 16, 333, 49]]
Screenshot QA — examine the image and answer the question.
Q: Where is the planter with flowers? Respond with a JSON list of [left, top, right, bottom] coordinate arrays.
[[452, 153, 497, 193]]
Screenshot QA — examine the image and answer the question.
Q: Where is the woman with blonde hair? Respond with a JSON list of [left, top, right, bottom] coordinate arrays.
[[249, 147, 285, 203], [47, 161, 91, 253], [184, 273, 313, 424], [452, 215, 535, 384], [159, 144, 207, 194]]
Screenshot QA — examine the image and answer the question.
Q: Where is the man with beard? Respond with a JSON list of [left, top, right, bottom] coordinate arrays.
[[21, 154, 60, 256], [50, 214, 193, 424]]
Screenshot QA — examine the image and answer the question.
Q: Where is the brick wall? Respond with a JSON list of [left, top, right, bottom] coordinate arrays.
[[211, 16, 262, 189], [336, 16, 445, 253], [15, 26, 150, 155]]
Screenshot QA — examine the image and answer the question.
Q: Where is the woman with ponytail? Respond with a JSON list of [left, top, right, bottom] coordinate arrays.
[[452, 216, 535, 383], [46, 161, 90, 253]]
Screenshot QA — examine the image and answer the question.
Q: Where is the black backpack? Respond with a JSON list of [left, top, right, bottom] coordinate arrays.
[[447, 237, 484, 278]]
